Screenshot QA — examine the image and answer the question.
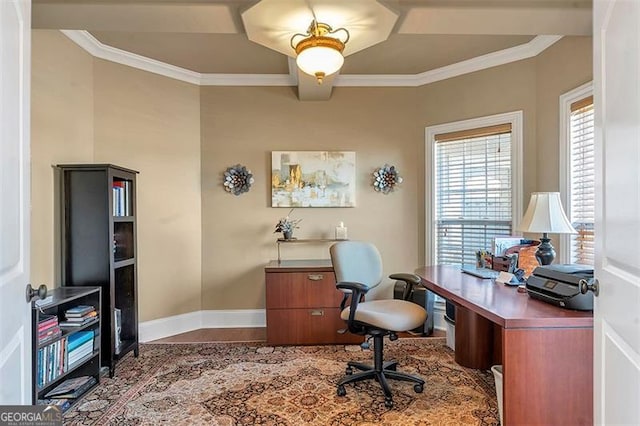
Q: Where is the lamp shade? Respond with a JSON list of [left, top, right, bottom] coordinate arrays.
[[296, 45, 344, 79], [518, 192, 576, 234]]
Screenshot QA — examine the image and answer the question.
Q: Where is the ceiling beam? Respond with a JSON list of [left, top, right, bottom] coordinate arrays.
[[398, 5, 592, 35], [296, 71, 337, 101], [32, 2, 243, 33]]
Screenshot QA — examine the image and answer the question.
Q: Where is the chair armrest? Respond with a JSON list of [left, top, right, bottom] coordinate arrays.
[[389, 273, 422, 301], [389, 273, 421, 285], [335, 281, 368, 333], [336, 281, 369, 293]]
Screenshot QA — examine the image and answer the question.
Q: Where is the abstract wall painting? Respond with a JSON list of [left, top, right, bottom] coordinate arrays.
[[271, 151, 356, 207]]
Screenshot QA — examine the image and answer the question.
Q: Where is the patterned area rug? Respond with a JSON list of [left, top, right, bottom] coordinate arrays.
[[64, 338, 499, 425]]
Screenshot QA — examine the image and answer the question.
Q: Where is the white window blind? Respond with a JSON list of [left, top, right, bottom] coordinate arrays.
[[435, 124, 513, 265], [569, 97, 595, 265]]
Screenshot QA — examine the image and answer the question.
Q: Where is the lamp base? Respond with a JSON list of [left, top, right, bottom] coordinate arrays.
[[535, 236, 556, 265]]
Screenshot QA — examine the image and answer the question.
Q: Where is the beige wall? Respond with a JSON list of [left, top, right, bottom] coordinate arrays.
[[31, 30, 94, 286], [31, 32, 202, 322], [92, 60, 203, 321], [535, 36, 593, 192], [31, 33, 592, 319], [200, 87, 421, 309]]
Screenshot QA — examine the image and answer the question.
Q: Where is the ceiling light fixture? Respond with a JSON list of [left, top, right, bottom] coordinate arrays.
[[290, 20, 350, 84]]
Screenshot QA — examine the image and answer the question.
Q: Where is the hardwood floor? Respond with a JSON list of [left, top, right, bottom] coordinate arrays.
[[150, 328, 445, 343], [151, 328, 267, 343]]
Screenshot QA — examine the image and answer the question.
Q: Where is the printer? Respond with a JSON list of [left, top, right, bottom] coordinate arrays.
[[525, 264, 594, 311]]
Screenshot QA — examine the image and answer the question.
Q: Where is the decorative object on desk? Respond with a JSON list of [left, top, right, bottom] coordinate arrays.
[[373, 164, 403, 194], [335, 221, 348, 240], [493, 236, 528, 256], [223, 164, 254, 196], [271, 151, 356, 207], [518, 192, 576, 265], [475, 250, 492, 269], [516, 245, 540, 277], [274, 208, 301, 240]]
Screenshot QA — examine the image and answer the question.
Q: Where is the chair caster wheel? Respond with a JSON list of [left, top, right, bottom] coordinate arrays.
[[385, 398, 393, 408], [414, 384, 424, 393], [337, 385, 346, 397], [345, 367, 353, 375]]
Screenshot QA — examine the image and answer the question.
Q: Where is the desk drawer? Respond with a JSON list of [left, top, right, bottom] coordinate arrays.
[[266, 271, 342, 309], [266, 308, 362, 345]]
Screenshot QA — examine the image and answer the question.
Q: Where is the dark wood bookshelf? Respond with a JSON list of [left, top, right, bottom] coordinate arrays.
[[32, 286, 101, 410], [58, 164, 139, 377]]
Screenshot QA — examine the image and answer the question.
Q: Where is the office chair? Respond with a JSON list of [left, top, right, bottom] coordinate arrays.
[[330, 241, 427, 408]]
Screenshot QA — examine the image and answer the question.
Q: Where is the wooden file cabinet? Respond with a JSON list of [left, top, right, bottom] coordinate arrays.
[[265, 260, 362, 345]]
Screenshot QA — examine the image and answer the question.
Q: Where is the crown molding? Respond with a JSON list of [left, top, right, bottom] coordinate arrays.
[[61, 30, 563, 88], [62, 30, 203, 85], [335, 35, 563, 87]]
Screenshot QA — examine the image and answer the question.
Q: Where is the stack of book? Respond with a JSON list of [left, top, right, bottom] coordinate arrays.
[[43, 375, 97, 402], [38, 314, 61, 345], [59, 305, 97, 328], [67, 331, 94, 368]]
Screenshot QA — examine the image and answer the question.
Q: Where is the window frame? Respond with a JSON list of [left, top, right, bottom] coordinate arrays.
[[425, 111, 524, 265], [559, 81, 594, 264]]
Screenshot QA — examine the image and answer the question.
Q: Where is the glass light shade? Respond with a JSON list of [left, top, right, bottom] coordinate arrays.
[[296, 45, 344, 78], [518, 192, 577, 234]]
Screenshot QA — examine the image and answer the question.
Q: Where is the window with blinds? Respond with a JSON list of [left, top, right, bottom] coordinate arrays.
[[435, 124, 513, 265], [569, 97, 595, 265]]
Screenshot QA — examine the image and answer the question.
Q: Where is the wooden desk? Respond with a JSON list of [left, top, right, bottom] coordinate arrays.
[[415, 265, 593, 426]]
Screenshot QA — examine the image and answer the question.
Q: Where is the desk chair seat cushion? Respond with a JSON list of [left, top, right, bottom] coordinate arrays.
[[341, 299, 427, 332]]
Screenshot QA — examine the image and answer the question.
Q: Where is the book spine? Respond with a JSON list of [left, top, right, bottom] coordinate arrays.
[[68, 340, 93, 356], [38, 318, 59, 330], [67, 332, 93, 351], [37, 348, 43, 388], [68, 343, 93, 365], [68, 341, 93, 358]]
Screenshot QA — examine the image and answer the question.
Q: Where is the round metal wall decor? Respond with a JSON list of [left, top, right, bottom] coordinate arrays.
[[373, 164, 403, 194], [223, 164, 254, 195]]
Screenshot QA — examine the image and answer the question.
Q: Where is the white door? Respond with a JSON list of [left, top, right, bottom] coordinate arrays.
[[593, 0, 640, 424], [0, 0, 32, 405]]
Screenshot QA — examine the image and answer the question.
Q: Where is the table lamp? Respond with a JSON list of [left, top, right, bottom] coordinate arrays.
[[518, 192, 576, 265]]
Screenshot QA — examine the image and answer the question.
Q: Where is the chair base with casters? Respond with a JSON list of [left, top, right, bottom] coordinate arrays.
[[330, 241, 428, 409], [336, 329, 424, 408]]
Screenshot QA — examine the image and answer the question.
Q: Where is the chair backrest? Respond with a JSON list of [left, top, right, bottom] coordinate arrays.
[[330, 241, 383, 290]]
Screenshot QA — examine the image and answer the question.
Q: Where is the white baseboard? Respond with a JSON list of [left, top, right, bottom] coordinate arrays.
[[139, 309, 267, 342], [201, 309, 266, 329], [140, 306, 443, 342]]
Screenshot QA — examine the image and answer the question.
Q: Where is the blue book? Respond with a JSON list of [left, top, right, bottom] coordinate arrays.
[[67, 331, 93, 351], [65, 305, 94, 316]]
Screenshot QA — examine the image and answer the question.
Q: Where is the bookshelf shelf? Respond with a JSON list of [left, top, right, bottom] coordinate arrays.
[[58, 164, 140, 378], [114, 258, 135, 269], [32, 286, 101, 409], [113, 216, 134, 222], [38, 319, 99, 349]]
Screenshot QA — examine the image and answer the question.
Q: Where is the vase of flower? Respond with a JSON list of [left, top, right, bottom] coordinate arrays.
[[274, 209, 301, 240]]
